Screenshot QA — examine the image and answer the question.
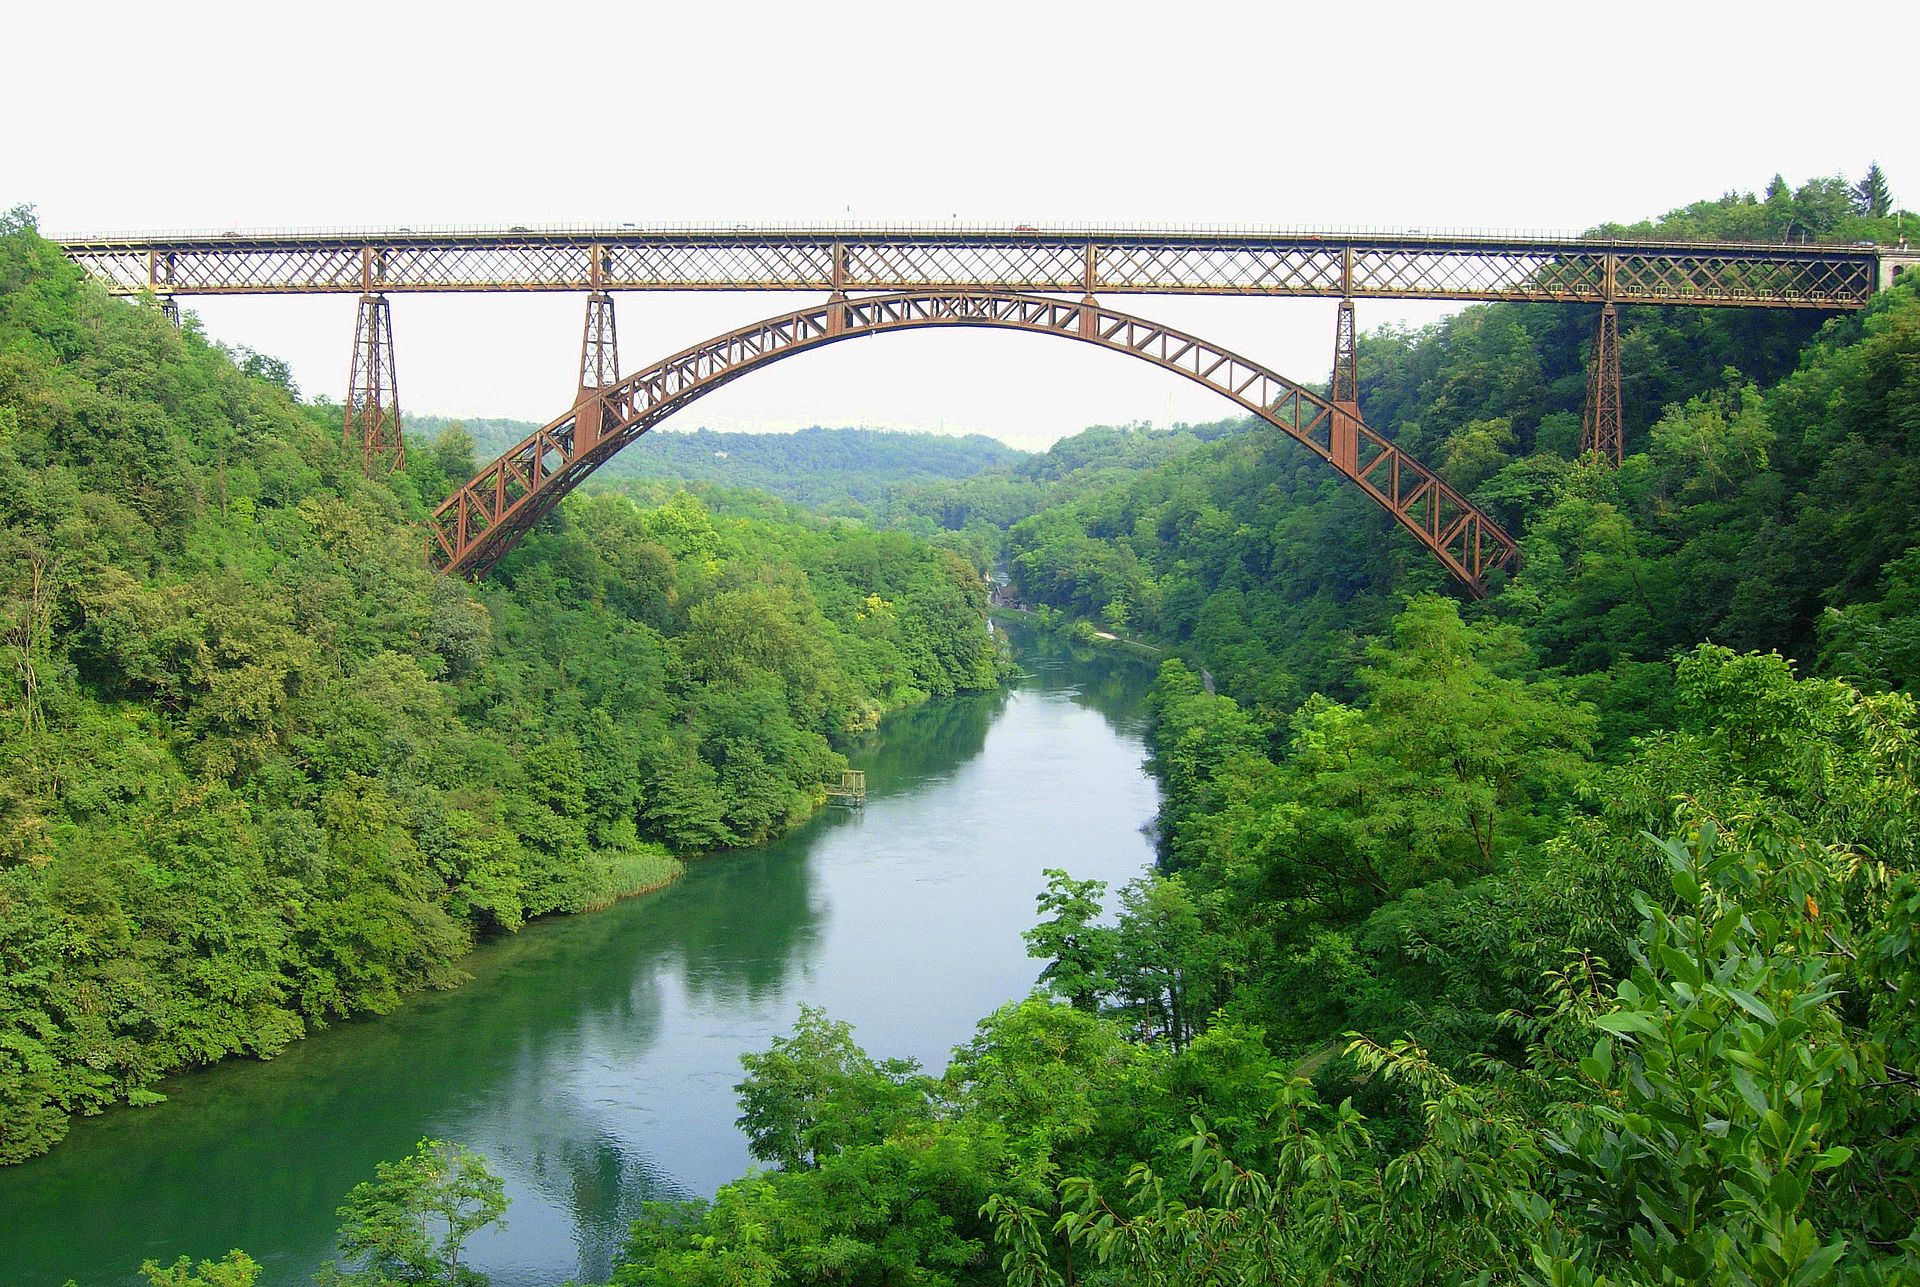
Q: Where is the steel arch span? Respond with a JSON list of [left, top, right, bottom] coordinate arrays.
[[429, 291, 1521, 595]]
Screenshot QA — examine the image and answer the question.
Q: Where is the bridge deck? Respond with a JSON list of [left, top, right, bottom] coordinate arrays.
[[56, 226, 1880, 309]]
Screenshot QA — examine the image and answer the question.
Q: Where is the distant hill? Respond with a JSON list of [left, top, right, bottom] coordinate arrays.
[[406, 418, 1028, 512]]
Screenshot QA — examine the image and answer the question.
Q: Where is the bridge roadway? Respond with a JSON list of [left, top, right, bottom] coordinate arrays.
[[56, 224, 1889, 309]]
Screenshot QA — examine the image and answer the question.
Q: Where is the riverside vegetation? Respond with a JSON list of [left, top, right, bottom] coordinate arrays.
[[0, 208, 1003, 1166], [7, 169, 1920, 1285]]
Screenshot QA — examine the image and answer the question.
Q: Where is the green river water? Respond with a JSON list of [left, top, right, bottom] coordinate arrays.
[[0, 628, 1160, 1286]]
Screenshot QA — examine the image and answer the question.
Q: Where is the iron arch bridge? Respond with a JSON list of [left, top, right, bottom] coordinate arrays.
[[426, 290, 1521, 596], [60, 223, 1913, 587]]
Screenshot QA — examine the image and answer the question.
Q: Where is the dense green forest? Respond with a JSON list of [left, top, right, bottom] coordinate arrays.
[[415, 416, 1027, 514], [0, 211, 1003, 1165], [10, 168, 1920, 1287], [417, 412, 1244, 576]]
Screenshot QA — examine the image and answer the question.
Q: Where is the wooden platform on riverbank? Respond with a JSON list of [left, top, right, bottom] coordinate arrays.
[[825, 768, 866, 807]]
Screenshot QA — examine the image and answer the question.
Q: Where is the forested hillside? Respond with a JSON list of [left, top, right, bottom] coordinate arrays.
[[415, 416, 1026, 514], [418, 412, 1242, 574], [0, 212, 1002, 1164]]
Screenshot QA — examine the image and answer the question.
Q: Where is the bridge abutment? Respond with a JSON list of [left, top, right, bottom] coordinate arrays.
[[1882, 250, 1920, 293]]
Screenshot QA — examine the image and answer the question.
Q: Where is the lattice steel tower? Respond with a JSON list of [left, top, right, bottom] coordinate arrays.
[[1582, 303, 1623, 465], [578, 292, 619, 399], [345, 293, 403, 473], [1330, 298, 1359, 411]]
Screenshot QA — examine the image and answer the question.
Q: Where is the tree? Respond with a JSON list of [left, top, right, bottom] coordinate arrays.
[[1853, 162, 1893, 219], [1764, 174, 1795, 239], [1791, 175, 1856, 239], [1352, 595, 1594, 876], [1538, 826, 1870, 1286], [1022, 868, 1114, 1012], [430, 424, 477, 481], [613, 1190, 784, 1287], [316, 1138, 508, 1287], [735, 1007, 930, 1170], [1107, 874, 1212, 1050], [137, 1251, 260, 1287]]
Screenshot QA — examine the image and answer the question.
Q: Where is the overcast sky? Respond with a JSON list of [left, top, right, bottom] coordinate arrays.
[[7, 0, 1915, 449]]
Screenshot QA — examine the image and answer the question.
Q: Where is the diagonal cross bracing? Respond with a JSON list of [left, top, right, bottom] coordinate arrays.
[[59, 227, 1880, 309]]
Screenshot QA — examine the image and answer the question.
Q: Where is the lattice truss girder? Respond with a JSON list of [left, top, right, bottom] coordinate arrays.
[[63, 234, 1878, 307], [430, 291, 1521, 593]]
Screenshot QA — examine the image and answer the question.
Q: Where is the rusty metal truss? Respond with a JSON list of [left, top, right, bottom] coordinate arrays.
[[430, 290, 1521, 595], [59, 228, 1880, 309], [1330, 299, 1359, 410], [577, 292, 619, 396], [1583, 304, 1624, 464], [573, 292, 620, 449], [345, 294, 403, 473]]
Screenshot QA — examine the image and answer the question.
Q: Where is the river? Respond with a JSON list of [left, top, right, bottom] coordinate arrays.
[[0, 628, 1160, 1286]]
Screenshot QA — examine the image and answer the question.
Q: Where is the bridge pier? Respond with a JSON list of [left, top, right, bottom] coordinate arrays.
[[158, 296, 180, 330], [345, 293, 404, 474], [1330, 297, 1359, 412], [1581, 302, 1623, 465], [572, 243, 622, 451], [1327, 298, 1362, 473], [574, 291, 619, 450]]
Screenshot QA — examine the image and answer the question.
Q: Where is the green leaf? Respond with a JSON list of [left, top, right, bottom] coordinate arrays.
[[1809, 1146, 1853, 1173], [1594, 1010, 1659, 1037], [1724, 987, 1777, 1025], [1579, 1036, 1615, 1084], [1730, 1066, 1770, 1118]]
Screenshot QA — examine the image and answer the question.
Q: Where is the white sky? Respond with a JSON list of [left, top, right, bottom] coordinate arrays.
[[7, 0, 1915, 450]]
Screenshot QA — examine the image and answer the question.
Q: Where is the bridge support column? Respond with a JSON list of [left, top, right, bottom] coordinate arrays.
[[1330, 298, 1359, 412], [159, 296, 180, 330], [573, 291, 619, 450], [345, 293, 404, 474], [578, 292, 619, 395], [1581, 302, 1623, 465], [1327, 298, 1362, 473]]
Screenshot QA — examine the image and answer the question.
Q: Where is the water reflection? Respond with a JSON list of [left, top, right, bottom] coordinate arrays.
[[1008, 627, 1160, 732], [843, 685, 1009, 793], [0, 628, 1160, 1287]]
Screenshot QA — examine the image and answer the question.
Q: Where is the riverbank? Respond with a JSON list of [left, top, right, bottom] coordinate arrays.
[[0, 628, 1160, 1287], [0, 667, 1003, 1172], [992, 605, 1168, 661], [566, 848, 685, 913]]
